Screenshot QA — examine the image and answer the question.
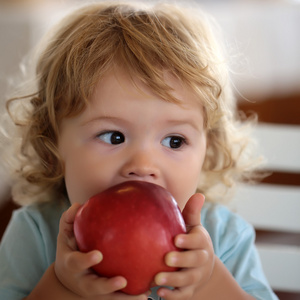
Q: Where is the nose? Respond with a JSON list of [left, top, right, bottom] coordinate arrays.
[[120, 149, 160, 180]]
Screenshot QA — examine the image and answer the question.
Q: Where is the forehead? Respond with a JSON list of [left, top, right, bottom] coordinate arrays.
[[92, 68, 204, 110], [79, 68, 206, 133], [58, 67, 206, 147]]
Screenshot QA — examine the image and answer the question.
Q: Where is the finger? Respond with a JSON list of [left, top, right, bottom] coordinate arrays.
[[174, 224, 211, 250], [64, 202, 82, 224], [174, 225, 203, 249], [59, 203, 82, 238], [65, 250, 103, 272], [181, 193, 205, 229], [165, 249, 209, 268], [112, 292, 150, 300], [58, 204, 82, 250], [157, 285, 192, 300], [155, 268, 199, 288], [77, 275, 128, 296], [77, 275, 151, 299]]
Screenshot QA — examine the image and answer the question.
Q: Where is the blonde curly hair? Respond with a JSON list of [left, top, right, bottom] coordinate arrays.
[[4, 2, 261, 206]]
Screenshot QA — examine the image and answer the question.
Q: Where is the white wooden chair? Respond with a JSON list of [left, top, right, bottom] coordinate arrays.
[[234, 120, 300, 295]]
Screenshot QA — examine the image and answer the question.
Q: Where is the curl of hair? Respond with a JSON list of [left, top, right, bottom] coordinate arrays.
[[3, 2, 262, 205]]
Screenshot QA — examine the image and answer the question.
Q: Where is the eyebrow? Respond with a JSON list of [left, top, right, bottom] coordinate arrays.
[[165, 119, 204, 132], [80, 115, 204, 133], [80, 116, 128, 127]]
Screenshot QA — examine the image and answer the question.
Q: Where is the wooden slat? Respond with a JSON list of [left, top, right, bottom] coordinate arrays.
[[256, 230, 300, 247], [262, 171, 300, 186], [274, 291, 300, 300], [233, 112, 300, 296], [234, 183, 300, 232], [257, 244, 300, 292], [253, 123, 300, 172], [238, 95, 300, 126]]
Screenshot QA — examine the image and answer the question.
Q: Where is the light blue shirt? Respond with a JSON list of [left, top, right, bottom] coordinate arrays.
[[0, 199, 278, 300]]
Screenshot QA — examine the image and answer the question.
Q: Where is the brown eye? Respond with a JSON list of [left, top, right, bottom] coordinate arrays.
[[162, 136, 186, 149], [97, 131, 125, 144]]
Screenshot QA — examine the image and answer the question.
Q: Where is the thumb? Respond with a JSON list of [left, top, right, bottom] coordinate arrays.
[[182, 193, 205, 228]]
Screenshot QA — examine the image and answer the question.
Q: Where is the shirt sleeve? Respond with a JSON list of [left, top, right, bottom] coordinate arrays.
[[202, 203, 279, 300], [0, 202, 64, 300]]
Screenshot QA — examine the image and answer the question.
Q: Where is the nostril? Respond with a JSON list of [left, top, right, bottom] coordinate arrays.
[[121, 154, 159, 179], [127, 170, 156, 178], [128, 173, 156, 178]]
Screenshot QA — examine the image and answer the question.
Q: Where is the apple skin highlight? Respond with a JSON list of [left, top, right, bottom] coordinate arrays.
[[74, 181, 186, 295]]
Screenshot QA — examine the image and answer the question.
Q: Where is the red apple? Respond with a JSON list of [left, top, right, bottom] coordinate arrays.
[[74, 181, 186, 295]]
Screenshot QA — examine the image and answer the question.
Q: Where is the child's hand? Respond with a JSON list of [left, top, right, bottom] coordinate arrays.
[[55, 203, 149, 300], [154, 193, 215, 300]]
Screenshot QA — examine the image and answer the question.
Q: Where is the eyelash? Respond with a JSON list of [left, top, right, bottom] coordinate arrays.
[[96, 131, 125, 145], [96, 131, 188, 149], [161, 135, 188, 149]]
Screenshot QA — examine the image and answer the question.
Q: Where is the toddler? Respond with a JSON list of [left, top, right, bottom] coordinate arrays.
[[0, 2, 278, 300]]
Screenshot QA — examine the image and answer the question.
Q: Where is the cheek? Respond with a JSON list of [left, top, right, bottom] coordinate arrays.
[[174, 177, 200, 211], [64, 161, 94, 204], [63, 148, 122, 204], [173, 154, 205, 210], [63, 151, 102, 203]]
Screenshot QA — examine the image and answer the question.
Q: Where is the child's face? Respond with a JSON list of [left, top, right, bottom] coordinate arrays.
[[58, 69, 207, 211]]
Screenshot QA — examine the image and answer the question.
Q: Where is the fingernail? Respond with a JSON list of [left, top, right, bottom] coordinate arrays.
[[157, 289, 166, 298], [166, 253, 177, 267], [155, 273, 167, 285], [175, 236, 184, 247], [92, 251, 103, 263], [114, 277, 127, 289], [120, 278, 127, 289]]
